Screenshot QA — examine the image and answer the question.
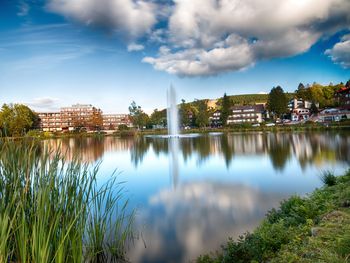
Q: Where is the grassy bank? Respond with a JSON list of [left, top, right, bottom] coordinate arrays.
[[197, 170, 350, 263], [0, 139, 134, 262]]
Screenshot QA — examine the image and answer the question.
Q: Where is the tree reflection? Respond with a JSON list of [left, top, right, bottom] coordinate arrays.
[[42, 132, 350, 170]]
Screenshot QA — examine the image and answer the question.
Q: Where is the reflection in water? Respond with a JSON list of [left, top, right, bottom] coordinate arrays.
[[169, 138, 179, 188], [130, 182, 286, 263], [41, 132, 350, 263], [42, 132, 350, 169]]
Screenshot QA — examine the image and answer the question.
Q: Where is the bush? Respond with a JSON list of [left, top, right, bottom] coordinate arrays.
[[320, 171, 337, 186]]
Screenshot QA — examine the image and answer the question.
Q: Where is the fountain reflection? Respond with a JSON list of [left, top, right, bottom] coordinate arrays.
[[42, 132, 350, 170]]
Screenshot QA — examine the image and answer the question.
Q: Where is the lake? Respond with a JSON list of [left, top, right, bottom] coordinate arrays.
[[42, 131, 349, 263]]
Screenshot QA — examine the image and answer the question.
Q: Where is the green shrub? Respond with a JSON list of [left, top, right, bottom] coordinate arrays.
[[320, 171, 337, 186]]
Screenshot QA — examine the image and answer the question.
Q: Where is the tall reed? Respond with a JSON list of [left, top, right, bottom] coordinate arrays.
[[0, 139, 134, 262]]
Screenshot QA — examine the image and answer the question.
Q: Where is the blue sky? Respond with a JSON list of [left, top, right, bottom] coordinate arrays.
[[0, 0, 349, 113]]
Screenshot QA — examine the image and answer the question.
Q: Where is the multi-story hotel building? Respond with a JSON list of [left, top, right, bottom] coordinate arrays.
[[102, 114, 132, 130], [38, 104, 103, 132], [37, 112, 62, 132], [60, 104, 102, 131], [227, 105, 264, 124]]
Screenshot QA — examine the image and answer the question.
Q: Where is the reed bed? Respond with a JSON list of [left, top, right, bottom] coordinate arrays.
[[0, 139, 134, 263]]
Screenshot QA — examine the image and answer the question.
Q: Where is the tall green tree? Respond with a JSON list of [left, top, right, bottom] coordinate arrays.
[[220, 93, 231, 126], [150, 108, 166, 127], [128, 101, 149, 129], [0, 103, 38, 136], [179, 99, 192, 127], [193, 100, 209, 128], [267, 86, 288, 119]]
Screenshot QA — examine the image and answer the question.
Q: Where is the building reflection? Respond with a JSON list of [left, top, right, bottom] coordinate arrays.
[[42, 132, 350, 169]]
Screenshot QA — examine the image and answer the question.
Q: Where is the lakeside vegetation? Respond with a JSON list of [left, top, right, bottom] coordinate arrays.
[[0, 139, 134, 262], [196, 170, 350, 263]]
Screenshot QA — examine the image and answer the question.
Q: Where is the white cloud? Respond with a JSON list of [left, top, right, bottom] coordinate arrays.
[[17, 1, 29, 16], [47, 0, 157, 40], [47, 0, 350, 76], [143, 0, 350, 76], [325, 34, 350, 68], [127, 42, 144, 52], [25, 97, 60, 111]]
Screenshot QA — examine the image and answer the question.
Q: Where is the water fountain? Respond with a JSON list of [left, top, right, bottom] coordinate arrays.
[[167, 85, 179, 137]]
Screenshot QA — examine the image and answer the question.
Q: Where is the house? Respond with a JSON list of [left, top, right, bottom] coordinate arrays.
[[288, 98, 318, 111], [291, 108, 311, 121], [102, 114, 132, 130], [209, 110, 222, 127], [227, 105, 264, 124], [335, 86, 350, 110]]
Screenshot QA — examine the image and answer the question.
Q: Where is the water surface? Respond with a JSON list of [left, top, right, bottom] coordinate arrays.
[[43, 131, 349, 263]]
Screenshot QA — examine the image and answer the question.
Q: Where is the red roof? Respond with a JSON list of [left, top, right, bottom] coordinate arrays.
[[336, 86, 350, 93]]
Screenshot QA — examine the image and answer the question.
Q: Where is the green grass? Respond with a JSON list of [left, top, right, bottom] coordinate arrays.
[[0, 139, 134, 263], [197, 169, 350, 263]]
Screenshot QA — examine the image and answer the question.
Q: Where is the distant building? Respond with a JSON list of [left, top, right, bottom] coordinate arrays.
[[227, 105, 264, 124], [38, 104, 103, 132], [102, 114, 132, 130], [288, 98, 318, 111], [209, 110, 222, 127], [291, 108, 311, 121], [335, 86, 350, 110], [317, 108, 350, 122], [60, 104, 102, 131], [37, 112, 62, 132]]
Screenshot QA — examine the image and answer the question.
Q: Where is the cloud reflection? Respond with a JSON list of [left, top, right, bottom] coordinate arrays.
[[129, 182, 286, 263]]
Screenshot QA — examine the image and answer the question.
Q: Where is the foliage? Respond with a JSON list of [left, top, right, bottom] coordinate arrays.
[[128, 101, 149, 129], [193, 100, 210, 127], [0, 103, 38, 137], [89, 109, 103, 131], [118, 124, 129, 131], [0, 139, 134, 262], [220, 93, 231, 126], [320, 171, 337, 186], [149, 108, 166, 127], [295, 82, 344, 108], [197, 169, 350, 263], [179, 99, 194, 127], [267, 86, 288, 118]]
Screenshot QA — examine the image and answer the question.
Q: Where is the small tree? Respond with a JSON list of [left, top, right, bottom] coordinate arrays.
[[310, 102, 318, 115], [220, 93, 232, 126], [128, 101, 149, 130], [267, 86, 288, 119], [0, 103, 38, 137], [193, 100, 209, 128]]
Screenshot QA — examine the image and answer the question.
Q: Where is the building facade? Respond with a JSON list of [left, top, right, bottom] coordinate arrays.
[[38, 104, 103, 132], [209, 110, 222, 127], [291, 108, 311, 121], [102, 114, 132, 130], [227, 105, 264, 124], [60, 104, 102, 131], [37, 112, 62, 132], [335, 87, 350, 110]]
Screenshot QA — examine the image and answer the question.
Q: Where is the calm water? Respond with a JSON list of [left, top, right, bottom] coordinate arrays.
[[43, 131, 349, 263]]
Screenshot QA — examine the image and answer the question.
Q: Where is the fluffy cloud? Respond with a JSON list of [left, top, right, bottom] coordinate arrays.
[[47, 0, 157, 40], [144, 0, 350, 76], [25, 97, 60, 111], [325, 34, 350, 68], [127, 42, 144, 52], [48, 0, 350, 76]]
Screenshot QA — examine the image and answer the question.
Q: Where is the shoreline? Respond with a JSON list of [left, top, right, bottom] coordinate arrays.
[[196, 170, 350, 263]]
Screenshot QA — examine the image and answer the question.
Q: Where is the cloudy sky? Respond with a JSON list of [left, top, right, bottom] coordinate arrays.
[[0, 0, 349, 113]]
